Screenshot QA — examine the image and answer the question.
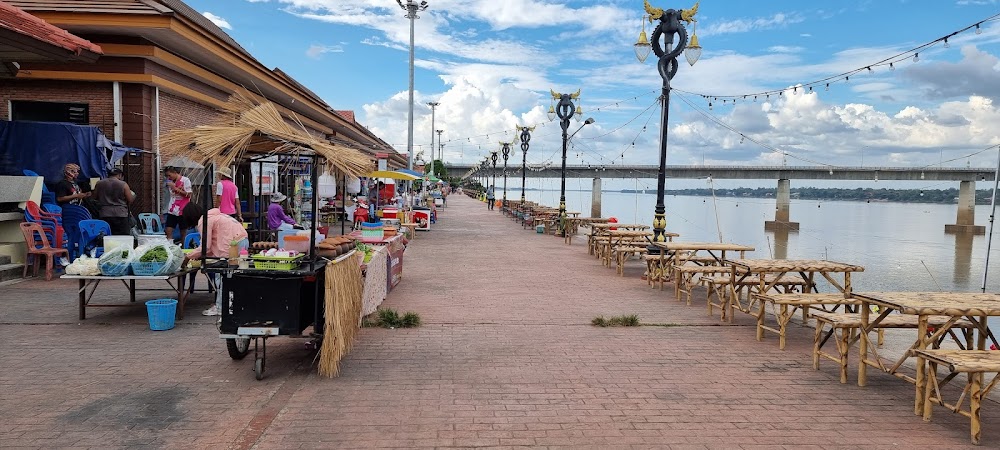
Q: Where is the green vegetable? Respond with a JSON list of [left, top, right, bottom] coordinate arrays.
[[139, 246, 169, 263]]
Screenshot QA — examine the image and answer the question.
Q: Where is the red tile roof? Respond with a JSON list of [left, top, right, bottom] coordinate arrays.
[[0, 1, 103, 57], [335, 110, 356, 123]]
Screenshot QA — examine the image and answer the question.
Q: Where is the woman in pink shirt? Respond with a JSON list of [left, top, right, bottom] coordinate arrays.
[[215, 167, 243, 222], [183, 207, 248, 316]]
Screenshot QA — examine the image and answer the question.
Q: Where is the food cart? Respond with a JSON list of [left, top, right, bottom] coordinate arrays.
[[159, 94, 371, 380]]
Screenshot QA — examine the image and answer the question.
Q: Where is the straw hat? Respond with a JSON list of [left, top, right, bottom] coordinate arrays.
[[216, 167, 233, 179], [271, 192, 287, 202]]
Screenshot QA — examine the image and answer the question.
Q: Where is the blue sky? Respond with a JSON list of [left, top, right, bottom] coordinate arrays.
[[186, 0, 1000, 176]]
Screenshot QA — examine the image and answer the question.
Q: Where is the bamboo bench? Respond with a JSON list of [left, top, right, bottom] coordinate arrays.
[[613, 245, 648, 276], [643, 254, 719, 290], [812, 311, 975, 384], [703, 274, 808, 321], [753, 293, 861, 350], [673, 265, 732, 305], [915, 349, 1000, 445]]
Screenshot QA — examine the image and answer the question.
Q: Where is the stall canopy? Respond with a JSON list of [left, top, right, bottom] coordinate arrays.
[[369, 170, 419, 181], [0, 120, 117, 184], [159, 91, 371, 178]]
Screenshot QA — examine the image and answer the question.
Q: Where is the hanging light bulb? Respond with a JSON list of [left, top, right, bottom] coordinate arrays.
[[829, 169, 833, 175], [708, 102, 713, 110], [920, 190, 924, 197], [634, 15, 652, 63], [793, 86, 797, 95], [867, 66, 873, 74], [944, 37, 950, 48], [685, 23, 702, 66], [574, 105, 583, 121], [976, 23, 983, 35], [889, 62, 895, 71], [913, 53, 919, 63], [753, 96, 757, 102], [845, 76, 850, 83], [547, 105, 556, 122], [739, 136, 745, 144], [825, 83, 829, 91]]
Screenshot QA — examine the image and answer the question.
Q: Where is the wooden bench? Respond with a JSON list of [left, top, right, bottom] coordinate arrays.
[[915, 349, 1000, 445], [613, 245, 647, 276], [753, 293, 860, 350], [702, 274, 808, 321], [812, 311, 974, 384], [673, 265, 732, 305]]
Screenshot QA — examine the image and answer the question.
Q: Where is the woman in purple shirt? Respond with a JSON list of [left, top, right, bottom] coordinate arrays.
[[267, 192, 297, 230]]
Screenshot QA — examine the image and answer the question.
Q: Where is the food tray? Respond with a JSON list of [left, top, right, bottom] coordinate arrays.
[[251, 254, 304, 271]]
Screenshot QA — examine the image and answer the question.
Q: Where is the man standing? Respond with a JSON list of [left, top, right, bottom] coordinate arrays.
[[163, 166, 192, 244], [486, 185, 495, 211], [215, 167, 242, 222], [93, 168, 135, 235]]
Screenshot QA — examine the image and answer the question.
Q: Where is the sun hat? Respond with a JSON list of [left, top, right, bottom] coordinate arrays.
[[216, 167, 233, 179], [271, 192, 287, 202]]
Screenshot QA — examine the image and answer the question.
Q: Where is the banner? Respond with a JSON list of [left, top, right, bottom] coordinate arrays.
[[250, 156, 278, 195]]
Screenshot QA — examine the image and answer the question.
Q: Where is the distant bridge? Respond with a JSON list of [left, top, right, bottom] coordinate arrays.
[[448, 164, 995, 234]]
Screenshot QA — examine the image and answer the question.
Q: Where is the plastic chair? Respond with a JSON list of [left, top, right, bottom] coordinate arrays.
[[42, 204, 62, 215], [60, 204, 92, 261], [19, 222, 69, 281], [78, 219, 111, 258], [138, 213, 165, 235], [23, 201, 64, 248], [23, 169, 57, 205], [183, 232, 201, 249]]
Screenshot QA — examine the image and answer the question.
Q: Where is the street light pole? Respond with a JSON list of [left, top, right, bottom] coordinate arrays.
[[548, 89, 584, 236], [490, 151, 498, 209], [427, 101, 439, 177], [517, 126, 533, 209], [635, 1, 701, 252], [437, 129, 444, 178], [501, 141, 510, 212], [398, 0, 429, 172]]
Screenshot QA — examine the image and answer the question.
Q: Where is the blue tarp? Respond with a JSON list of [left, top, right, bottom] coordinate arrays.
[[0, 120, 110, 186]]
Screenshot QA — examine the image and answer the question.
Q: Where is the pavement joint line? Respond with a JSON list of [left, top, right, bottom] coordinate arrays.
[[228, 358, 311, 450]]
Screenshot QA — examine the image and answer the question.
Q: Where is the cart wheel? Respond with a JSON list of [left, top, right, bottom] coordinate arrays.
[[254, 357, 264, 380], [226, 338, 250, 360]]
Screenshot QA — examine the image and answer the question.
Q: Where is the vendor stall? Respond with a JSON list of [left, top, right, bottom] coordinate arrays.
[[159, 92, 372, 380]]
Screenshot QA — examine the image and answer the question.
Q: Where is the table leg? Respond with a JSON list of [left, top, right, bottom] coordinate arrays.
[[176, 274, 188, 319], [78, 279, 86, 320], [914, 315, 929, 415], [129, 279, 136, 303], [779, 304, 789, 349], [858, 300, 870, 387]]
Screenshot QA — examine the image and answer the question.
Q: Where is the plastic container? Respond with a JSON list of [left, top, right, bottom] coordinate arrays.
[[536, 225, 545, 234], [283, 235, 310, 254], [131, 261, 167, 276], [382, 208, 398, 219], [145, 298, 177, 331], [251, 254, 303, 270], [137, 234, 170, 247], [104, 235, 134, 251]]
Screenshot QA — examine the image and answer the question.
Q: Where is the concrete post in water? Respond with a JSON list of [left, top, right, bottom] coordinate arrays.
[[946, 180, 985, 234], [591, 177, 602, 218], [764, 178, 799, 231]]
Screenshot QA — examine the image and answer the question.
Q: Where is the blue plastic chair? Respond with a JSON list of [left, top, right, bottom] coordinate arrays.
[[138, 213, 165, 235], [78, 219, 111, 258], [42, 204, 62, 216], [183, 232, 201, 249], [23, 169, 57, 205], [60, 204, 92, 261]]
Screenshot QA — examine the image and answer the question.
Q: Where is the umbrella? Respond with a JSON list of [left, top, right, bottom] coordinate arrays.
[[368, 170, 419, 181], [396, 169, 422, 177], [424, 174, 441, 182]]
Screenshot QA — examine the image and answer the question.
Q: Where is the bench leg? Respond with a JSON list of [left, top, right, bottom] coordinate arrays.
[[971, 371, 983, 444], [838, 328, 850, 384], [923, 361, 937, 422], [813, 322, 822, 370]]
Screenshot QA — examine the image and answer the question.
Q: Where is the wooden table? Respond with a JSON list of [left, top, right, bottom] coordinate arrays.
[[648, 241, 755, 296], [854, 292, 1000, 415], [724, 259, 864, 324], [63, 268, 199, 319], [588, 224, 650, 256], [601, 230, 654, 267]]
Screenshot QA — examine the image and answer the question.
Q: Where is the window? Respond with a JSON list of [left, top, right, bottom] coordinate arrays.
[[11, 100, 89, 125]]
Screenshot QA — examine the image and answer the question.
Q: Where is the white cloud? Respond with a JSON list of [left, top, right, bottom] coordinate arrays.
[[305, 44, 344, 59], [202, 12, 232, 30]]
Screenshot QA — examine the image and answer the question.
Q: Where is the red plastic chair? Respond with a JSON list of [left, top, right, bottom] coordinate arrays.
[[20, 222, 69, 281], [24, 200, 65, 248]]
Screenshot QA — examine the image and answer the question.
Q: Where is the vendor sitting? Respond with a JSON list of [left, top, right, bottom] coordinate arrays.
[[182, 208, 249, 316], [267, 192, 298, 230]]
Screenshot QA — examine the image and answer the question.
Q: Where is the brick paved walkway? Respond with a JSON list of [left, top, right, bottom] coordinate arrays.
[[0, 194, 994, 449]]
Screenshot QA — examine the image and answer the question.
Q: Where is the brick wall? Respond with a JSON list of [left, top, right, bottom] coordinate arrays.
[[158, 91, 224, 134], [0, 80, 114, 133]]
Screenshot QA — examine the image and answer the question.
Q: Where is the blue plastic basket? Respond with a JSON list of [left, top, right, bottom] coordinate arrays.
[[145, 299, 177, 331], [131, 261, 167, 276]]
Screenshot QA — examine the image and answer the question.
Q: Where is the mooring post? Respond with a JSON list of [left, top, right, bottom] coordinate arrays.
[[591, 177, 602, 218]]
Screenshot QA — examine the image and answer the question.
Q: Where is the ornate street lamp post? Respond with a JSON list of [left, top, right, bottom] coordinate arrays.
[[548, 89, 583, 236], [500, 141, 511, 213], [517, 125, 533, 208], [427, 101, 439, 178], [635, 0, 701, 251], [397, 0, 429, 172], [490, 151, 498, 202]]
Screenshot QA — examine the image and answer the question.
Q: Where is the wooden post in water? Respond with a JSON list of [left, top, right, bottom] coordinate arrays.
[[591, 177, 601, 218], [946, 180, 985, 234], [764, 178, 799, 231]]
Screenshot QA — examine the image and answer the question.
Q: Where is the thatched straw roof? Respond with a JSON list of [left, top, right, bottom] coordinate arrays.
[[159, 91, 373, 177]]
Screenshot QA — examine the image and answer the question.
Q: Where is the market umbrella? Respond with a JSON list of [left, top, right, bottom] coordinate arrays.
[[368, 170, 419, 181], [396, 168, 422, 177], [424, 174, 441, 182]]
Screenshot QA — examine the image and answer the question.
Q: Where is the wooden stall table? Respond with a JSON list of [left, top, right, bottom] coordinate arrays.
[[601, 230, 654, 268], [648, 242, 754, 291], [588, 223, 649, 257], [724, 259, 864, 324], [853, 292, 1000, 422], [63, 267, 200, 320]]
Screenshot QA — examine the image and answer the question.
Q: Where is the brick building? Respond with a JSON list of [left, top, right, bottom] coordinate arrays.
[[1, 0, 400, 213]]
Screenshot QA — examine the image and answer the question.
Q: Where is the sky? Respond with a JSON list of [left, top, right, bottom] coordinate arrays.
[[182, 0, 1000, 187]]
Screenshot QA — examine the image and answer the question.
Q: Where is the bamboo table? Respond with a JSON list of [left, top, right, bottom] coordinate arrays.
[[648, 241, 755, 289], [588, 224, 650, 256], [724, 259, 865, 324], [854, 292, 1000, 417]]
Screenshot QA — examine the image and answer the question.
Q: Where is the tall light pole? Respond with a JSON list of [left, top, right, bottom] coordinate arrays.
[[517, 125, 534, 209], [398, 0, 429, 172], [548, 89, 586, 236], [500, 141, 511, 212], [427, 101, 439, 177], [635, 0, 701, 251], [436, 129, 444, 178], [490, 151, 498, 200]]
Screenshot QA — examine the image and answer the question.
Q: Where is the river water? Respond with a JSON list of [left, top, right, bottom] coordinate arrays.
[[511, 186, 1000, 294]]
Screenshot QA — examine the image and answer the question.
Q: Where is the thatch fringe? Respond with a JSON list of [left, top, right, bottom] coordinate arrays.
[[319, 252, 364, 377], [159, 91, 372, 177]]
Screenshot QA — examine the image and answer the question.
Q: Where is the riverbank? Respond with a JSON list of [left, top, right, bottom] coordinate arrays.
[[0, 194, 994, 447]]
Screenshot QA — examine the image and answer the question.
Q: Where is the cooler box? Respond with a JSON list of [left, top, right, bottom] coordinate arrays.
[[413, 210, 430, 231], [382, 208, 398, 219]]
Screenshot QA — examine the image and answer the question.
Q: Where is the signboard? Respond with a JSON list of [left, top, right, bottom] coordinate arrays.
[[250, 156, 278, 195], [387, 240, 404, 292]]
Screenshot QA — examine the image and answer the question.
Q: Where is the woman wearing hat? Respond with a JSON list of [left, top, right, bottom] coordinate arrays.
[[267, 192, 297, 230], [215, 167, 242, 222]]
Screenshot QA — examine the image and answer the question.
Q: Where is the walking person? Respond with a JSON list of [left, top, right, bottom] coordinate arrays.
[[486, 185, 495, 211], [163, 166, 192, 244], [215, 167, 243, 222], [92, 168, 135, 235]]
